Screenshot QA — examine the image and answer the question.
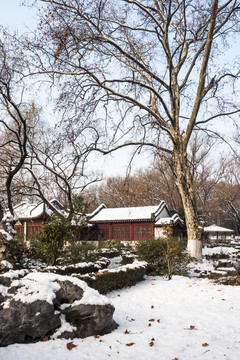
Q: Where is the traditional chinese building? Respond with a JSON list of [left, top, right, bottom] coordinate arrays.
[[12, 199, 64, 242], [88, 201, 184, 242]]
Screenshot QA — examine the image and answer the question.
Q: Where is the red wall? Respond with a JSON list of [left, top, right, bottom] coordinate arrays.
[[95, 221, 154, 241]]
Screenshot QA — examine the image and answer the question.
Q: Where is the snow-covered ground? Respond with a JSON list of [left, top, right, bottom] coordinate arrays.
[[1, 273, 240, 360], [1, 246, 240, 359]]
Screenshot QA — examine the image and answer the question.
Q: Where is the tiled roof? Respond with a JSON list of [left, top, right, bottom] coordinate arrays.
[[89, 201, 168, 222], [8, 199, 63, 220], [155, 213, 184, 226]]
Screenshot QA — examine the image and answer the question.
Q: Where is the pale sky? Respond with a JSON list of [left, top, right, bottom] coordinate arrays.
[[0, 1, 237, 178], [0, 1, 37, 33]]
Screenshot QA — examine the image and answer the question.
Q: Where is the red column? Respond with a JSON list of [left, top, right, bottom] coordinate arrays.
[[109, 223, 113, 239], [130, 222, 134, 241]]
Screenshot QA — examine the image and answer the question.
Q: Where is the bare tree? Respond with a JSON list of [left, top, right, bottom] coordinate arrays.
[[16, 116, 103, 219], [25, 0, 240, 261], [0, 41, 28, 216]]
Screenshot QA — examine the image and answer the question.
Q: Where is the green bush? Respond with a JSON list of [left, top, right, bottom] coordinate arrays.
[[135, 238, 167, 274], [121, 254, 135, 265], [31, 213, 73, 266], [135, 236, 189, 279], [6, 239, 25, 266], [62, 242, 97, 264]]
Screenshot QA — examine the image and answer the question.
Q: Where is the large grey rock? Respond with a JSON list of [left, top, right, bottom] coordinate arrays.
[[0, 271, 117, 346], [0, 300, 60, 346], [62, 303, 117, 339]]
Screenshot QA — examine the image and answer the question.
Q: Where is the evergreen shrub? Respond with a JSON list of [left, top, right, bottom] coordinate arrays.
[[62, 242, 97, 264], [135, 236, 189, 278]]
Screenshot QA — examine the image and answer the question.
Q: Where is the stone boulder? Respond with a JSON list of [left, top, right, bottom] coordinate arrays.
[[0, 271, 118, 347], [0, 299, 60, 346]]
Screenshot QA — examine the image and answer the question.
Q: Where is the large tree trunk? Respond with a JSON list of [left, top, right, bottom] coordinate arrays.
[[174, 145, 203, 262]]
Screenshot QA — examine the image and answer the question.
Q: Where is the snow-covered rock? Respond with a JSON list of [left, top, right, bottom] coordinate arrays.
[[0, 271, 117, 346]]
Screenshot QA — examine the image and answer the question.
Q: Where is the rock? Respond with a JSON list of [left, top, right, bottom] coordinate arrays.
[[0, 300, 60, 346], [62, 303, 117, 339], [54, 280, 84, 305], [0, 271, 117, 346], [216, 267, 238, 276], [208, 270, 228, 279]]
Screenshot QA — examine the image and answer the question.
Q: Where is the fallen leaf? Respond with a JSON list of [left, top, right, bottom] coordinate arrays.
[[217, 289, 222, 292], [126, 342, 135, 346], [222, 299, 226, 301], [157, 319, 161, 323], [148, 323, 152, 327], [189, 325, 195, 330], [151, 305, 154, 309], [151, 283, 155, 285], [42, 336, 48, 342], [94, 335, 101, 339], [124, 329, 131, 334], [172, 358, 179, 360], [202, 343, 209, 347], [151, 338, 155, 341], [149, 318, 155, 322], [149, 341, 154, 347], [66, 342, 77, 351]]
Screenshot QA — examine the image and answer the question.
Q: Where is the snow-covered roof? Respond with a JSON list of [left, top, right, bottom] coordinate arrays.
[[87, 203, 106, 219], [89, 201, 169, 223], [204, 224, 234, 233], [155, 213, 184, 226], [7, 199, 64, 220]]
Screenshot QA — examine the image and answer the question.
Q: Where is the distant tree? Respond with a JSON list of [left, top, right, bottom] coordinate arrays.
[[87, 157, 182, 211], [212, 166, 240, 234]]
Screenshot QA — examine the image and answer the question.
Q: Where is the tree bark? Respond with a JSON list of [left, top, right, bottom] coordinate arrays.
[[174, 142, 202, 262]]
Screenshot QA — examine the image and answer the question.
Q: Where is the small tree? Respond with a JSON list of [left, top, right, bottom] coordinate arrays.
[[32, 212, 73, 265], [136, 230, 188, 279], [32, 195, 90, 265], [163, 226, 187, 280]]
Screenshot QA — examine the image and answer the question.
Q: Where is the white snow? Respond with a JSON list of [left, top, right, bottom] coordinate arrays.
[[1, 273, 240, 359], [90, 205, 159, 221], [202, 246, 238, 256], [0, 229, 12, 241], [204, 224, 234, 233], [0, 260, 13, 269], [89, 201, 168, 222], [1, 269, 29, 278], [99, 260, 147, 274], [155, 213, 184, 225], [51, 314, 77, 339]]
